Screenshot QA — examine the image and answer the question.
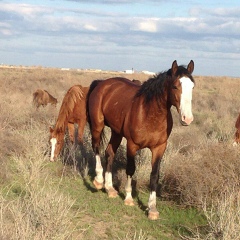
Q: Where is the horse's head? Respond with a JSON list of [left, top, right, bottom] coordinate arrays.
[[169, 60, 195, 126], [49, 127, 64, 161]]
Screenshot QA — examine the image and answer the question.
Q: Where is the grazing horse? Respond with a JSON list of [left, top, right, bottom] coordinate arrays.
[[33, 89, 57, 109], [87, 60, 195, 220], [49, 85, 89, 162], [132, 79, 142, 85], [233, 113, 240, 146]]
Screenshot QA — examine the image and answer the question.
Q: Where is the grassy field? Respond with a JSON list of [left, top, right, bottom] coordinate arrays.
[[0, 66, 240, 239]]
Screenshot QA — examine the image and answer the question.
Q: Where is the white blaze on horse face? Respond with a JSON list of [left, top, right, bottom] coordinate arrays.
[[50, 138, 57, 161], [179, 77, 194, 126]]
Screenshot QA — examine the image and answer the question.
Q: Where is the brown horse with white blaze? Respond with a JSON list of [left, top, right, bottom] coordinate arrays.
[[33, 89, 57, 109], [87, 60, 195, 220], [49, 85, 89, 162]]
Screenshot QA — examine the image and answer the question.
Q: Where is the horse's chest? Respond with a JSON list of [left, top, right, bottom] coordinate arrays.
[[128, 114, 169, 146]]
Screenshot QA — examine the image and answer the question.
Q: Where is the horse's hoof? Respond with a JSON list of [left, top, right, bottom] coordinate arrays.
[[93, 179, 103, 190], [124, 198, 135, 206], [148, 210, 159, 220], [107, 188, 118, 198]]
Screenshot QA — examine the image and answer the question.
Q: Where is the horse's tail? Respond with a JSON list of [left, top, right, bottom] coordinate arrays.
[[86, 80, 104, 125], [86, 80, 108, 148]]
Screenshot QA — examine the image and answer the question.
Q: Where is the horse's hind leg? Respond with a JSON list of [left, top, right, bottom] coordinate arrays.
[[91, 120, 105, 190], [105, 131, 122, 198], [124, 142, 137, 206]]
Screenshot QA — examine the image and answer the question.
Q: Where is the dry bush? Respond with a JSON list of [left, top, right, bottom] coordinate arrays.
[[0, 118, 85, 239], [161, 142, 240, 206], [0, 181, 84, 240], [200, 188, 240, 240]]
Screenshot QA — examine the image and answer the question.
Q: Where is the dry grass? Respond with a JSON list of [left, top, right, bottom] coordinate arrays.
[[0, 66, 240, 239]]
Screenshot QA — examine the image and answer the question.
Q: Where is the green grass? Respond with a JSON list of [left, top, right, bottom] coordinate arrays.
[[0, 145, 206, 239], [47, 163, 207, 240]]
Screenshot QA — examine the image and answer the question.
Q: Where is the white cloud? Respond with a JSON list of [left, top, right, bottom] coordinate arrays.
[[132, 18, 158, 32], [84, 24, 98, 31], [0, 2, 239, 76]]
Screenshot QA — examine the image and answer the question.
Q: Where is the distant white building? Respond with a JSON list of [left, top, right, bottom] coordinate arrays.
[[124, 68, 134, 74], [142, 70, 155, 75]]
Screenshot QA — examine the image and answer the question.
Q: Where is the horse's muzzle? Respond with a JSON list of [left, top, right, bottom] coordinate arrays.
[[180, 115, 193, 126]]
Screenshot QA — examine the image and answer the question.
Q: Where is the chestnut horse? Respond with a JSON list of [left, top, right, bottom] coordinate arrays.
[[49, 85, 89, 162], [87, 60, 195, 220], [233, 113, 240, 146], [33, 89, 57, 109]]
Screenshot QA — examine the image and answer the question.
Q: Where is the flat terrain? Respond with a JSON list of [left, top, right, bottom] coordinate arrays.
[[0, 66, 240, 239]]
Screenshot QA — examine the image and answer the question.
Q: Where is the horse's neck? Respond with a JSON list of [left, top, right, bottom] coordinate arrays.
[[55, 117, 68, 133], [49, 95, 56, 101], [139, 96, 169, 119]]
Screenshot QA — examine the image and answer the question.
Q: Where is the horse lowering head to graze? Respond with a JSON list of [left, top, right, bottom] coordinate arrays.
[[49, 85, 89, 162], [33, 89, 57, 109], [233, 113, 240, 146], [87, 60, 195, 220]]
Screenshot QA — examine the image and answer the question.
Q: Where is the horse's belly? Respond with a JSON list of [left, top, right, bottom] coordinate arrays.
[[103, 107, 127, 134]]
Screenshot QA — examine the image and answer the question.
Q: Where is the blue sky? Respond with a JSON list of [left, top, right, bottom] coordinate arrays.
[[0, 0, 240, 76]]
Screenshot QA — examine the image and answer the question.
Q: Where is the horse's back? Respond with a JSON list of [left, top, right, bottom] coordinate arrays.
[[88, 77, 139, 132], [90, 77, 139, 107]]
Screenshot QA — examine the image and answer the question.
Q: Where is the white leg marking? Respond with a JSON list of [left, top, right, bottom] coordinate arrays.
[[148, 191, 156, 210], [50, 138, 57, 161], [124, 176, 134, 205], [105, 172, 113, 190], [148, 191, 159, 220], [179, 77, 194, 125], [95, 154, 104, 184]]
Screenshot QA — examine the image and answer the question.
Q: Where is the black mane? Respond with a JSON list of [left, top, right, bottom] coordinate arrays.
[[135, 65, 195, 105], [135, 69, 171, 104]]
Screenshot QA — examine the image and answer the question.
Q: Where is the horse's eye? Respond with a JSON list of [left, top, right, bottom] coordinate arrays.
[[172, 86, 178, 90]]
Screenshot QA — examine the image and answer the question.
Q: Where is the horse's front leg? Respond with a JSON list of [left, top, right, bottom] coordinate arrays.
[[93, 154, 104, 190], [104, 131, 122, 198], [67, 122, 75, 143], [76, 118, 87, 144], [148, 143, 167, 220]]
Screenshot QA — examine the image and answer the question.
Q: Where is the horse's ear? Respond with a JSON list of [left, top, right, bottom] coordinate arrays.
[[171, 60, 178, 76], [187, 60, 194, 74]]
